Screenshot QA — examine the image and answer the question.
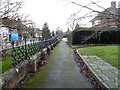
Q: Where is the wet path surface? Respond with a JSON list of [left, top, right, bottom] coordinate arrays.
[[25, 39, 93, 88]]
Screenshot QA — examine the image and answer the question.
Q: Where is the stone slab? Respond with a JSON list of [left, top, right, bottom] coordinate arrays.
[[102, 70, 116, 80]]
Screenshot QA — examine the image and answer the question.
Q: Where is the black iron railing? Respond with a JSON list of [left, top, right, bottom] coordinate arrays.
[[11, 36, 58, 67]]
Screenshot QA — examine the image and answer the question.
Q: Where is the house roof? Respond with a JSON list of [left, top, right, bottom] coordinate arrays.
[[90, 2, 119, 22]]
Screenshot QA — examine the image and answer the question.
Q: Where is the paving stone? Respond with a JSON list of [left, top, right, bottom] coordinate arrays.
[[89, 63, 98, 68], [99, 66, 115, 71], [105, 80, 117, 88], [97, 62, 110, 66], [99, 74, 109, 81], [113, 69, 118, 73], [102, 70, 116, 79], [94, 69, 103, 75]]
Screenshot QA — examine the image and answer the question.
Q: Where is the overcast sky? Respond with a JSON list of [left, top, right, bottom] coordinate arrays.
[[19, 0, 120, 32]]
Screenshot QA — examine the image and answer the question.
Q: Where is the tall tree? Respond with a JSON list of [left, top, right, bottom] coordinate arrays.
[[56, 27, 63, 39], [52, 31, 55, 37], [42, 22, 51, 40]]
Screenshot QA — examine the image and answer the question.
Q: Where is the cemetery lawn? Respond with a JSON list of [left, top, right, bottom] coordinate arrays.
[[78, 46, 119, 68]]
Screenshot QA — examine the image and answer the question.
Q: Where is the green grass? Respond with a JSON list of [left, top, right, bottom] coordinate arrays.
[[78, 46, 119, 68], [0, 57, 12, 74], [0, 49, 13, 74], [1, 45, 29, 74]]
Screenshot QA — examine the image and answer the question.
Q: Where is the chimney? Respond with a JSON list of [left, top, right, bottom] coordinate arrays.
[[111, 1, 116, 8]]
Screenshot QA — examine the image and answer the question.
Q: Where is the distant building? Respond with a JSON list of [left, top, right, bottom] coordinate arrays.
[[90, 1, 120, 27], [34, 28, 43, 41], [0, 18, 10, 42]]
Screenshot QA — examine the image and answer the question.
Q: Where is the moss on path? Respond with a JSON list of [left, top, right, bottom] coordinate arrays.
[[24, 39, 93, 88]]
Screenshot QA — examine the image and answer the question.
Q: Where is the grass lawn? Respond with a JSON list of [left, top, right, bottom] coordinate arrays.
[[0, 57, 12, 74], [0, 45, 27, 73], [0, 49, 13, 74], [78, 46, 119, 68]]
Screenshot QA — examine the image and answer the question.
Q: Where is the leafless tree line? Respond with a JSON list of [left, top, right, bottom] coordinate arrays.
[[0, 0, 36, 37], [0, 0, 22, 19]]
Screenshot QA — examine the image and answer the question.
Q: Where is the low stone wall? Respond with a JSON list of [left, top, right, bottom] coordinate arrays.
[[2, 60, 29, 88], [1, 42, 58, 88], [74, 50, 106, 89]]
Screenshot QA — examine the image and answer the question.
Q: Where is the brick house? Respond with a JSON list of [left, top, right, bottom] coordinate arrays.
[[90, 1, 120, 27]]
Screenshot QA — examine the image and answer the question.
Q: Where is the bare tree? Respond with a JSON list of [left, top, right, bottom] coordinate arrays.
[[0, 0, 23, 18], [0, 0, 23, 29], [56, 27, 63, 39], [15, 14, 36, 38], [64, 0, 120, 44]]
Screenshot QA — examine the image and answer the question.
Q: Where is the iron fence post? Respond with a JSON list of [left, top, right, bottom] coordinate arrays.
[[11, 41, 15, 67], [24, 35, 27, 60]]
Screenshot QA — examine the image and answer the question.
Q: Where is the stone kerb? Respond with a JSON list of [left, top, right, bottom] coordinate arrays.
[[2, 60, 29, 88]]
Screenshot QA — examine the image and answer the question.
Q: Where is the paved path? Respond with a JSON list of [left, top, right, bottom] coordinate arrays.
[[25, 39, 93, 88], [83, 56, 118, 88]]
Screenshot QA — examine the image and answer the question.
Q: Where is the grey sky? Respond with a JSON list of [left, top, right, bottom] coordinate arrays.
[[20, 0, 120, 32]]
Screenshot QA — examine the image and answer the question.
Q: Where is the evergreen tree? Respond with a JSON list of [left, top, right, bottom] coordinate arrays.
[[42, 22, 51, 40], [52, 31, 55, 37]]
